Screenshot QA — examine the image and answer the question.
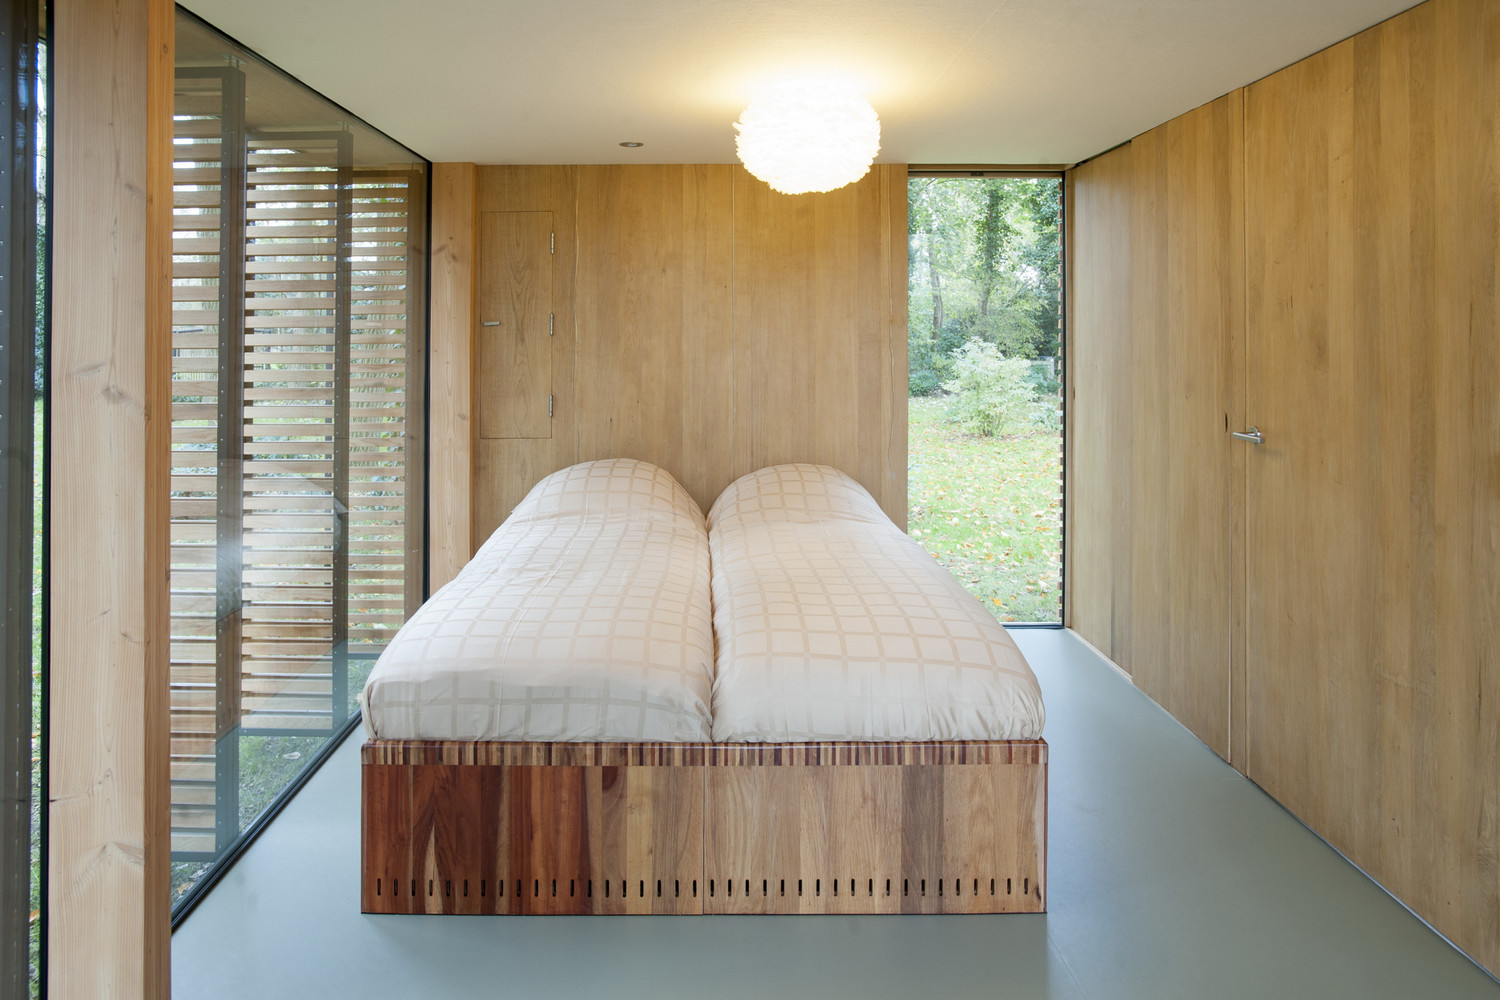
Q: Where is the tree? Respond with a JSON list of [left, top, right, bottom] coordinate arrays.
[[906, 176, 1062, 394], [908, 178, 948, 356]]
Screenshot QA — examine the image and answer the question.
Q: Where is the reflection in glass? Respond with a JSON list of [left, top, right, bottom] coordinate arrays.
[[169, 11, 427, 911]]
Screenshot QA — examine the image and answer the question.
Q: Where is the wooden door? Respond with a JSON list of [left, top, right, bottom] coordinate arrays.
[[1243, 0, 1500, 973], [1244, 36, 1379, 851], [1065, 95, 1240, 759], [477, 210, 553, 439]]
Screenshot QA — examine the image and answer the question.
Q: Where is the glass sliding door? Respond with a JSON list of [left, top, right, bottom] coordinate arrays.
[[169, 10, 428, 914]]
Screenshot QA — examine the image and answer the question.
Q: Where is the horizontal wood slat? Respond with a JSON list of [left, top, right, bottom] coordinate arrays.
[[170, 98, 425, 857]]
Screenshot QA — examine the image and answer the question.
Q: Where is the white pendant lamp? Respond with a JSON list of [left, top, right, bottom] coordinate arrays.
[[734, 81, 881, 195]]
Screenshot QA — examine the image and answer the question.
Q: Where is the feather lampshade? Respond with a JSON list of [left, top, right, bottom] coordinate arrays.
[[734, 81, 881, 195]]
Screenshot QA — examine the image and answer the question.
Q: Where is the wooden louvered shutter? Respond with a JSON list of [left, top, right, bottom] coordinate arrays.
[[347, 171, 426, 676], [169, 103, 426, 864], [240, 131, 352, 730], [170, 67, 246, 857]]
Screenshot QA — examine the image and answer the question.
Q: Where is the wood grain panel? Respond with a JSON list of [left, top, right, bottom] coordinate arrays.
[[471, 167, 578, 540], [362, 761, 705, 915], [428, 162, 476, 589], [50, 0, 174, 994], [574, 165, 733, 508], [476, 211, 553, 439], [1065, 94, 1240, 757], [885, 166, 910, 513], [361, 739, 1045, 916], [703, 757, 1045, 914], [469, 164, 906, 528], [1065, 146, 1135, 661], [473, 439, 558, 540], [732, 165, 906, 526], [1243, 0, 1500, 974]]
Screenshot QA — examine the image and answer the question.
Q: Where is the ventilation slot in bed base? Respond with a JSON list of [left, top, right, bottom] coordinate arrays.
[[696, 872, 1043, 913], [362, 869, 1041, 914], [361, 869, 703, 914]]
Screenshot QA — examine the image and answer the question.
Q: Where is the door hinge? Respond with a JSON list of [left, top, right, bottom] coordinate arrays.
[[549, 394, 554, 419], [550, 232, 554, 254], [549, 313, 554, 336]]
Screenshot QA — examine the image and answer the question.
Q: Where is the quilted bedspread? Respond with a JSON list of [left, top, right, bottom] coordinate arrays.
[[360, 459, 715, 741], [708, 464, 1046, 742]]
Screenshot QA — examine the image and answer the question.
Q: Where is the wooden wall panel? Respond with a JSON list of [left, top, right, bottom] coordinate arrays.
[[732, 165, 906, 526], [1065, 146, 1135, 664], [1137, 99, 1240, 758], [1070, 0, 1500, 975], [574, 165, 734, 507], [1065, 94, 1240, 756], [429, 162, 476, 590], [472, 167, 579, 541], [1243, 0, 1500, 974], [475, 211, 553, 439], [460, 163, 907, 529], [50, 0, 174, 995]]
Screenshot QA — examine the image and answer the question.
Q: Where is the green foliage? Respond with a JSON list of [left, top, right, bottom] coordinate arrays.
[[942, 339, 1038, 438], [908, 355, 944, 396], [1024, 360, 1062, 431], [969, 307, 1046, 359], [908, 323, 965, 395], [33, 218, 44, 398], [908, 398, 1061, 624], [29, 411, 40, 998], [907, 176, 1062, 394]]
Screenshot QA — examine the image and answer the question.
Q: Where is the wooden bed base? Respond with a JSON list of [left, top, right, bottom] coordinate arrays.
[[361, 739, 1046, 915]]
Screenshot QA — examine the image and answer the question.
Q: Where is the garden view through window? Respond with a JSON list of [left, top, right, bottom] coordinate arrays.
[[908, 176, 1063, 624]]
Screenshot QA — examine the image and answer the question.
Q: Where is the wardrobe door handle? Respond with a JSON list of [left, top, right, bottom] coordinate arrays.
[[1231, 426, 1264, 445]]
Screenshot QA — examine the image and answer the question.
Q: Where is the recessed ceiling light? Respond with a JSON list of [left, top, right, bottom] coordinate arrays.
[[619, 141, 644, 148]]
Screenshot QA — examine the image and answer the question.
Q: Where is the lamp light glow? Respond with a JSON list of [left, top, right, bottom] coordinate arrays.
[[734, 81, 881, 195]]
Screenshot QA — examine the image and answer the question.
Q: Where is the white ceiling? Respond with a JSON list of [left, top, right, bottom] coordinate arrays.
[[180, 0, 1417, 166]]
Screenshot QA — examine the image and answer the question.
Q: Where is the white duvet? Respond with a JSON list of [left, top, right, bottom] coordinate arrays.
[[708, 464, 1046, 742], [360, 459, 715, 742]]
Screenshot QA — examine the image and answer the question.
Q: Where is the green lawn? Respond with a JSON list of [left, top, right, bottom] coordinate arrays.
[[907, 396, 1062, 623], [29, 408, 41, 998]]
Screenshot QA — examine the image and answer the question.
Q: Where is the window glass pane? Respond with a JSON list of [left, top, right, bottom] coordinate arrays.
[[1, 2, 44, 996], [169, 10, 427, 911], [907, 176, 1063, 624]]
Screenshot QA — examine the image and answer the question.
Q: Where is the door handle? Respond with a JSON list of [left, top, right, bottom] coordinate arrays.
[[1231, 426, 1264, 445]]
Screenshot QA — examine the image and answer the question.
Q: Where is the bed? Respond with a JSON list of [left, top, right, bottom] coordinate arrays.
[[361, 460, 1048, 915]]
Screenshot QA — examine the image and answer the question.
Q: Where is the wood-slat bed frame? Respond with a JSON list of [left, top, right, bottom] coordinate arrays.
[[361, 739, 1046, 915]]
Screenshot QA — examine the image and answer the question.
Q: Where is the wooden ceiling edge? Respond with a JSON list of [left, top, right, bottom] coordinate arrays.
[[907, 164, 1072, 176]]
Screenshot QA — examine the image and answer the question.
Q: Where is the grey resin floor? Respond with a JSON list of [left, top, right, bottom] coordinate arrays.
[[172, 629, 1500, 999]]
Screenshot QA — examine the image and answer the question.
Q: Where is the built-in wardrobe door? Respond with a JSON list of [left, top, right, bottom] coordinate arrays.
[[1243, 0, 1500, 974], [1066, 94, 1241, 758], [472, 167, 579, 540]]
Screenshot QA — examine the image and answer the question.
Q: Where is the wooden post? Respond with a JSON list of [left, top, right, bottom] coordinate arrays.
[[49, 0, 174, 995], [429, 163, 477, 590]]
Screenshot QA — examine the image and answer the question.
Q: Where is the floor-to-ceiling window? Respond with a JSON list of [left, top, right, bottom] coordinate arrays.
[[169, 10, 428, 916], [1, 2, 43, 997], [907, 173, 1063, 624]]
